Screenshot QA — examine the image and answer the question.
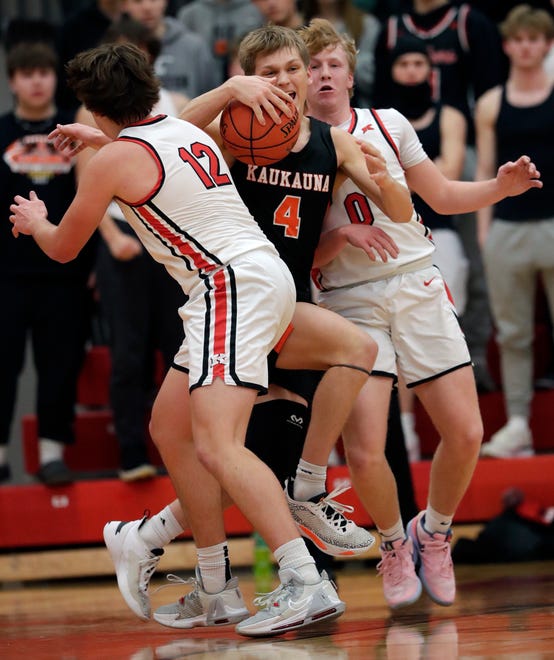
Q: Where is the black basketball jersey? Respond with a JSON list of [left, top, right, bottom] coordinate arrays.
[[375, 3, 504, 134], [495, 85, 554, 221], [231, 117, 337, 302], [412, 105, 454, 232], [0, 110, 96, 280]]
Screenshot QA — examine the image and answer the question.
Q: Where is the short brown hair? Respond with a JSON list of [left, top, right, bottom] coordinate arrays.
[[300, 18, 357, 74], [7, 42, 58, 78], [500, 4, 554, 40], [65, 43, 160, 125], [238, 25, 310, 75]]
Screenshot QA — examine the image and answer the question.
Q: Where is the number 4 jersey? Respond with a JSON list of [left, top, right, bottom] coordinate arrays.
[[231, 117, 337, 303]]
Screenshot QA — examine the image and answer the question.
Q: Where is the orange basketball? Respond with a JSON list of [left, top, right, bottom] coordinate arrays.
[[220, 98, 300, 166]]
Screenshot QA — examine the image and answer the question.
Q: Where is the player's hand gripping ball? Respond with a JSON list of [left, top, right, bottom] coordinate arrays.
[[220, 98, 300, 166]]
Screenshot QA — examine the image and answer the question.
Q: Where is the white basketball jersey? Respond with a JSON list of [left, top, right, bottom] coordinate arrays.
[[316, 107, 435, 290], [114, 115, 276, 295]]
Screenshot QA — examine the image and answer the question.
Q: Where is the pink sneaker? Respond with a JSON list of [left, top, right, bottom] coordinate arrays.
[[377, 537, 422, 609], [407, 512, 455, 606]]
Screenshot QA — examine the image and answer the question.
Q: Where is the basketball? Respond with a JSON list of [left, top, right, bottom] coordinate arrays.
[[220, 98, 300, 166]]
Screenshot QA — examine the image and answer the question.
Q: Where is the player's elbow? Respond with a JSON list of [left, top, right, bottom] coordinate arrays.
[[49, 244, 79, 263]]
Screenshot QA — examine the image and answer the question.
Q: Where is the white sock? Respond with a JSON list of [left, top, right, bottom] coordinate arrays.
[[424, 505, 452, 535], [274, 537, 319, 584], [38, 438, 64, 465], [138, 506, 184, 550], [197, 542, 231, 594], [377, 519, 406, 546], [0, 446, 7, 465], [293, 459, 327, 501]]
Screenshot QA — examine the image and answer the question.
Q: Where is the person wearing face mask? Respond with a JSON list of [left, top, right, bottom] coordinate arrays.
[[388, 37, 469, 323], [387, 36, 469, 462]]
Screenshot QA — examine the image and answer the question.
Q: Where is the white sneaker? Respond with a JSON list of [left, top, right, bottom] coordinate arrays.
[[235, 568, 345, 637], [285, 478, 375, 556], [480, 418, 534, 458], [103, 516, 163, 620], [153, 568, 250, 629]]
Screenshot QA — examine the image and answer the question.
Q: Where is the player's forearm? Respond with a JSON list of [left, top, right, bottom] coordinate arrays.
[[180, 80, 235, 128], [378, 177, 413, 223], [31, 218, 75, 263], [313, 227, 348, 268], [429, 178, 503, 215]]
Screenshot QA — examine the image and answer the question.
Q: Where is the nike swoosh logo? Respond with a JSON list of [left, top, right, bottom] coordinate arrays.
[[288, 596, 312, 611], [424, 277, 437, 286]]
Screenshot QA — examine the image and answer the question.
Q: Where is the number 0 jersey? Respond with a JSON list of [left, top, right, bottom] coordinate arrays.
[[115, 114, 279, 297], [316, 107, 435, 291]]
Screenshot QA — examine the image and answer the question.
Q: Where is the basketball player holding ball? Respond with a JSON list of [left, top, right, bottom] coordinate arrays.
[[84, 26, 416, 631]]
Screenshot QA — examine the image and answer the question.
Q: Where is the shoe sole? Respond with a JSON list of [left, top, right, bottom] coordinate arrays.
[[296, 523, 375, 557], [235, 601, 346, 637], [406, 518, 454, 607], [154, 609, 250, 629]]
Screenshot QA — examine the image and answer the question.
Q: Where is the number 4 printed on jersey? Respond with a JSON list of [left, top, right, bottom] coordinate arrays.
[[274, 195, 302, 238]]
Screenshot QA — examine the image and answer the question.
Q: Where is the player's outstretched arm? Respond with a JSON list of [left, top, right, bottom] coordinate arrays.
[[48, 122, 112, 157], [10, 146, 121, 262], [406, 155, 542, 216]]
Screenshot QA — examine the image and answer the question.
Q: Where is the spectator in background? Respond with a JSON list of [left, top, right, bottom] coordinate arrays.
[[3, 18, 57, 52], [386, 36, 468, 461], [373, 0, 506, 394], [0, 40, 96, 485], [251, 0, 305, 28], [56, 0, 124, 111], [466, 0, 554, 24], [177, 0, 264, 85], [122, 0, 219, 97], [104, 15, 189, 113], [74, 16, 187, 482], [302, 0, 380, 105], [476, 5, 554, 458]]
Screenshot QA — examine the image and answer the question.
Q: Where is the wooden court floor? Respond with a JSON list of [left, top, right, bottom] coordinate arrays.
[[1, 560, 553, 659]]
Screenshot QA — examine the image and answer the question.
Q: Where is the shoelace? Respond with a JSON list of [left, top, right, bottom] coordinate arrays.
[[138, 552, 162, 592], [152, 572, 197, 598], [421, 535, 453, 576], [316, 486, 355, 531], [253, 582, 295, 610], [377, 544, 410, 584]]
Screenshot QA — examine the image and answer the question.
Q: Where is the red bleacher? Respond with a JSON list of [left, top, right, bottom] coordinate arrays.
[[4, 322, 554, 550]]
